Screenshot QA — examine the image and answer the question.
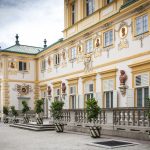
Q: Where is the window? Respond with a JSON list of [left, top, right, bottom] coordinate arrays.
[[135, 73, 149, 107], [69, 86, 76, 109], [70, 47, 77, 60], [105, 91, 113, 108], [136, 14, 148, 36], [86, 0, 94, 16], [103, 79, 116, 108], [106, 0, 113, 4], [104, 30, 113, 47], [137, 87, 149, 107], [54, 53, 60, 66], [19, 61, 27, 71], [85, 39, 93, 53], [71, 2, 76, 25], [41, 59, 46, 71], [84, 82, 94, 102], [54, 88, 60, 101]]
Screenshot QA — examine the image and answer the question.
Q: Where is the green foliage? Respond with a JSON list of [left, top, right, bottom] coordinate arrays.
[[86, 98, 101, 123], [3, 106, 9, 116], [50, 100, 64, 121], [146, 97, 150, 119], [10, 106, 18, 117], [22, 101, 30, 114], [34, 99, 44, 114]]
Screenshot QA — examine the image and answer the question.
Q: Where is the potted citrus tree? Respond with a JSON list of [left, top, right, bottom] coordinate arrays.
[[22, 101, 30, 124], [50, 100, 64, 132], [86, 98, 101, 138], [35, 99, 44, 125], [3, 106, 9, 123], [10, 106, 18, 123]]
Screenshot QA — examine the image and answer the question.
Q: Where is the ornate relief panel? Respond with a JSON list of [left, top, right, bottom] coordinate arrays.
[[13, 83, 32, 96]]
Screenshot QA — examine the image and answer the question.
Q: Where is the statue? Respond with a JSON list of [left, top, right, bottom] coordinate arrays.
[[62, 83, 66, 94], [48, 86, 52, 96], [119, 70, 128, 97], [84, 54, 92, 72], [119, 70, 127, 85]]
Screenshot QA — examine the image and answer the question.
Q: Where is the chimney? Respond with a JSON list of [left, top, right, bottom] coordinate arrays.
[[44, 39, 47, 48], [15, 34, 20, 45]]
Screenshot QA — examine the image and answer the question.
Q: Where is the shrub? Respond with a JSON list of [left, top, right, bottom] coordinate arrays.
[[86, 98, 101, 123], [3, 106, 9, 116], [50, 100, 64, 122], [34, 99, 44, 115], [10, 106, 18, 117], [22, 101, 30, 115]]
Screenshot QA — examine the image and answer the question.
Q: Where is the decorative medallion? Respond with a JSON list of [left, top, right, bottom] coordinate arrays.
[[94, 38, 100, 48], [118, 22, 129, 50], [119, 25, 128, 39], [13, 83, 32, 96]]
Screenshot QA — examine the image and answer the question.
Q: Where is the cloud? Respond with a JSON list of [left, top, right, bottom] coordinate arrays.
[[0, 0, 64, 49]]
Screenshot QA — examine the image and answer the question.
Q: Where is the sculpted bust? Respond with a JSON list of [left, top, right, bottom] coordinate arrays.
[[62, 83, 66, 93], [119, 70, 127, 85], [48, 86, 52, 96]]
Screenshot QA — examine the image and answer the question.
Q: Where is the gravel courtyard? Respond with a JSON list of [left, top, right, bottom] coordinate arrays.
[[0, 123, 150, 150]]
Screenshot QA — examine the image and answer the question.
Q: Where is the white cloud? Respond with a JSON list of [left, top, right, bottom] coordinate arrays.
[[0, 0, 64, 49]]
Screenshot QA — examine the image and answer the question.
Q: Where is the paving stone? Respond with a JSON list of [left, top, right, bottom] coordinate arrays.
[[0, 123, 150, 150]]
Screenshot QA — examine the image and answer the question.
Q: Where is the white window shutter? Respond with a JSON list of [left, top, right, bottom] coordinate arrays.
[[141, 73, 149, 86], [78, 94, 84, 109], [109, 79, 114, 91], [103, 80, 108, 91], [126, 88, 134, 107], [113, 90, 118, 108]]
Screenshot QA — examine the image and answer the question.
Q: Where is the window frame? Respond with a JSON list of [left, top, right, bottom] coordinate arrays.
[[54, 53, 60, 66], [86, 0, 95, 16], [85, 38, 93, 54], [103, 29, 113, 47], [71, 2, 76, 25], [41, 59, 46, 72], [18, 61, 28, 72], [135, 14, 149, 36], [132, 11, 150, 38], [70, 46, 77, 60]]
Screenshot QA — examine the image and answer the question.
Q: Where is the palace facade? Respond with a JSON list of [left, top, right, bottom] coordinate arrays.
[[0, 0, 150, 118]]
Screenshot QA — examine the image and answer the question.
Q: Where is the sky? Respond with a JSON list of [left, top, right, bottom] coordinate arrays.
[[0, 0, 64, 49]]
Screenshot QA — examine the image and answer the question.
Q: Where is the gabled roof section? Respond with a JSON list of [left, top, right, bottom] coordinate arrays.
[[1, 44, 43, 55]]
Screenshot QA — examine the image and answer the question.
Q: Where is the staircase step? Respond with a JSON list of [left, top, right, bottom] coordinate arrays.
[[10, 123, 55, 131]]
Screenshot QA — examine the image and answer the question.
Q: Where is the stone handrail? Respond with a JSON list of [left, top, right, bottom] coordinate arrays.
[[58, 108, 150, 129]]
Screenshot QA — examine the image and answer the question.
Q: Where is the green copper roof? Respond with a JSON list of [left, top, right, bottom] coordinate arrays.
[[1, 44, 43, 55]]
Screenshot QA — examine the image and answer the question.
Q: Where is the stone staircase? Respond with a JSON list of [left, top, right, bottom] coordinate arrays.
[[10, 123, 55, 131]]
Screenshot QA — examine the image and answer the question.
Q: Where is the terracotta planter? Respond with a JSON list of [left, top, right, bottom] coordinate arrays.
[[89, 126, 101, 138], [55, 123, 64, 132]]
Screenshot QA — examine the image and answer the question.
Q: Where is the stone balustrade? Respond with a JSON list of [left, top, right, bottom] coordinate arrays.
[[52, 108, 150, 133]]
